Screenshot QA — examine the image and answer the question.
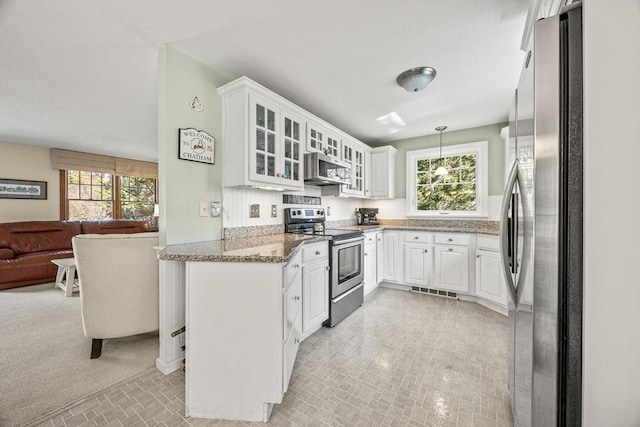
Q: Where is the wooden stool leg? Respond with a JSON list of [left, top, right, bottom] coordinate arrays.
[[91, 339, 103, 359], [65, 266, 76, 297], [54, 266, 64, 291]]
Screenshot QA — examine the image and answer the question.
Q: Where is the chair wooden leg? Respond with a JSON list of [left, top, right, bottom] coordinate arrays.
[[91, 339, 103, 359]]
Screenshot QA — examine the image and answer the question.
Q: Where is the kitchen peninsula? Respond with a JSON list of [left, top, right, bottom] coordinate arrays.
[[156, 220, 500, 422]]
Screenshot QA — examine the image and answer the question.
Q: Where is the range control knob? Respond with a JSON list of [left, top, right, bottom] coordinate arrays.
[[296, 210, 302, 215]]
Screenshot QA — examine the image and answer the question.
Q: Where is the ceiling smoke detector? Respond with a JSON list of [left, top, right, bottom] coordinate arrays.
[[396, 67, 437, 92]]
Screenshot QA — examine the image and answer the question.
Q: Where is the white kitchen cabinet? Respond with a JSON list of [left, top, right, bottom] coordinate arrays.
[[382, 231, 402, 283], [433, 242, 470, 293], [217, 77, 304, 191], [476, 249, 508, 307], [301, 242, 329, 341], [340, 138, 367, 197], [307, 121, 341, 159], [404, 242, 431, 286], [283, 261, 302, 392], [363, 232, 377, 296], [369, 146, 397, 199], [184, 260, 292, 421], [403, 232, 432, 287], [375, 232, 384, 284]]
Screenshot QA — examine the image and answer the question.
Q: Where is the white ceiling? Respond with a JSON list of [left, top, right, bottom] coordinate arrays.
[[0, 0, 529, 163]]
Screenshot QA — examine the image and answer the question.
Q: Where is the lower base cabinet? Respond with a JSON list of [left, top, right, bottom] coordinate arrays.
[[475, 249, 508, 307], [363, 232, 378, 296], [302, 259, 329, 340], [301, 241, 329, 340], [433, 245, 470, 293], [185, 261, 287, 422]]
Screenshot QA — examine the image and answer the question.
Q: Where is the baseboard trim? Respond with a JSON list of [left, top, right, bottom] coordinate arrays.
[[156, 357, 182, 375]]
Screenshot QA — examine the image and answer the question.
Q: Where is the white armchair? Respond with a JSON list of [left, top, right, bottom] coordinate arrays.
[[72, 232, 159, 359]]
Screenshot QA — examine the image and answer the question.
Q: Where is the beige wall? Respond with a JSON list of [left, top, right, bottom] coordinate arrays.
[[582, 1, 640, 425], [0, 141, 60, 222]]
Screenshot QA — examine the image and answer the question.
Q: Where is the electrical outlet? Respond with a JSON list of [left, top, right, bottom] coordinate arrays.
[[199, 202, 208, 217], [271, 205, 277, 218]]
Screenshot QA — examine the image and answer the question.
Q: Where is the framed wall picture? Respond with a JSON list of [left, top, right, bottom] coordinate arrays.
[[0, 178, 48, 200], [178, 128, 215, 164]]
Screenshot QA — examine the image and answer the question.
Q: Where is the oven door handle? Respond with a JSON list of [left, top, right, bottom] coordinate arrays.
[[332, 236, 364, 246]]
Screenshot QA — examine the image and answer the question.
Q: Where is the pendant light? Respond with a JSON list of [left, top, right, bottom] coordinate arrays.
[[434, 125, 448, 176]]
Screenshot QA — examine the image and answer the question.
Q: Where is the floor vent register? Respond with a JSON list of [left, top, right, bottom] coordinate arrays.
[[410, 286, 458, 299]]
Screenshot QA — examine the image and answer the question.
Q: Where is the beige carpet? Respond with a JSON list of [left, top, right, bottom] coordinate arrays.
[[0, 283, 159, 427]]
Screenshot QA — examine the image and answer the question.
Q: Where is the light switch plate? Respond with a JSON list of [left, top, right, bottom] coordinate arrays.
[[199, 202, 208, 217], [250, 204, 260, 218]]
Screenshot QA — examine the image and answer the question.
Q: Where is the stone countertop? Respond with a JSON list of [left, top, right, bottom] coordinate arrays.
[[158, 233, 330, 263], [159, 222, 499, 263], [334, 223, 499, 235]]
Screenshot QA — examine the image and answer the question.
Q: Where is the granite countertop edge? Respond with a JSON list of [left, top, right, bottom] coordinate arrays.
[[158, 235, 331, 263]]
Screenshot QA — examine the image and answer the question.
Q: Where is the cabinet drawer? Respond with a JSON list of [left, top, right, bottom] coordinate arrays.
[[302, 242, 328, 263], [434, 233, 470, 246], [477, 235, 499, 251], [283, 318, 301, 393], [285, 252, 302, 288], [404, 232, 431, 243], [283, 276, 302, 339]]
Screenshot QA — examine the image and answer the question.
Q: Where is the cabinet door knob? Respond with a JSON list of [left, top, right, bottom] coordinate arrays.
[[325, 265, 330, 271], [476, 254, 480, 258], [448, 238, 453, 242], [448, 248, 454, 252], [294, 338, 300, 344], [315, 250, 321, 255], [364, 253, 368, 256], [414, 236, 419, 240], [424, 249, 428, 253]]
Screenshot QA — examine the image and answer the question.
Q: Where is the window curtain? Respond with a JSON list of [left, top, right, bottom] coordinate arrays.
[[50, 148, 157, 178]]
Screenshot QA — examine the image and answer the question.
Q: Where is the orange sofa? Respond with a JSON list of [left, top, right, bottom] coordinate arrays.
[[0, 220, 150, 290]]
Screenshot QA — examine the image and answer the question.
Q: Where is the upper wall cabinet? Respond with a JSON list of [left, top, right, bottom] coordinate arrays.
[[369, 146, 397, 199], [307, 120, 341, 159], [218, 78, 304, 191], [322, 137, 369, 198]]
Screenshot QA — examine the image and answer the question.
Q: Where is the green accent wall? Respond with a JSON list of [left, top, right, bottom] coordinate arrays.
[[379, 122, 507, 198], [157, 46, 229, 245]]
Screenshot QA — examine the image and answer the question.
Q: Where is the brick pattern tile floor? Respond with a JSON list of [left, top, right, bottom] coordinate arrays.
[[35, 287, 512, 427]]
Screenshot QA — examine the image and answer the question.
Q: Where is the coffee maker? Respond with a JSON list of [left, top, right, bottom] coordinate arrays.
[[355, 208, 379, 225]]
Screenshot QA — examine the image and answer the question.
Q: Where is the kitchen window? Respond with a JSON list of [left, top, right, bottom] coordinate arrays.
[[406, 141, 488, 217]]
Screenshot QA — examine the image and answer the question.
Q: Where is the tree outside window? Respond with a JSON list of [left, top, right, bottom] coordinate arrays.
[[66, 171, 157, 224], [416, 154, 477, 211]]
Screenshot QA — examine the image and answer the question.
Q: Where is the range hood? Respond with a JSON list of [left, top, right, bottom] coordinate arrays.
[[304, 152, 352, 186]]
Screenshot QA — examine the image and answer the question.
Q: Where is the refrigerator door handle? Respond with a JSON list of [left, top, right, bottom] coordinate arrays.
[[500, 161, 520, 304]]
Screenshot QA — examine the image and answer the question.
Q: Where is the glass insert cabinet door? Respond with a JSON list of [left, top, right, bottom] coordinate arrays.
[[282, 110, 303, 184], [250, 95, 278, 183]]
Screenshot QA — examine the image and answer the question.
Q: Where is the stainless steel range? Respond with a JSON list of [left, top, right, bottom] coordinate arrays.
[[284, 208, 364, 327]]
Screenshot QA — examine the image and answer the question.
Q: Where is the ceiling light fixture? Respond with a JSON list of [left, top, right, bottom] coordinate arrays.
[[396, 66, 437, 92], [434, 125, 449, 176]]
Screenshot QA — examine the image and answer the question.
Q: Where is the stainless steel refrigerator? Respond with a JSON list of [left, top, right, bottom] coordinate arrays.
[[500, 3, 583, 426]]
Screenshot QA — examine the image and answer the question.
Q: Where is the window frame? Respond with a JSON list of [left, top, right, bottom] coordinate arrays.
[[61, 170, 158, 225], [405, 141, 488, 218]]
